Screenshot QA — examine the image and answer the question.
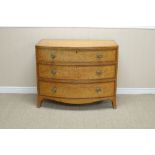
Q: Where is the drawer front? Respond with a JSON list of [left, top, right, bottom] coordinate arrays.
[[39, 64, 116, 80], [37, 48, 116, 63], [39, 81, 115, 98]]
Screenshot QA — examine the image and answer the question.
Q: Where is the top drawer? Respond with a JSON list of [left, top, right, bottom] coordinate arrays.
[[37, 48, 117, 63]]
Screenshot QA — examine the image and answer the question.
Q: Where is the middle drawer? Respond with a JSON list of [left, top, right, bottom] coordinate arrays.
[[38, 64, 115, 80]]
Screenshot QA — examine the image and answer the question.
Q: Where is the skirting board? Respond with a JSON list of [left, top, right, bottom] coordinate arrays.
[[0, 87, 155, 94]]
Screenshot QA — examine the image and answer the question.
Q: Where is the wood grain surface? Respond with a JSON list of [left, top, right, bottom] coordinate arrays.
[[37, 48, 116, 63], [36, 39, 118, 49], [39, 81, 115, 98], [38, 64, 116, 80]]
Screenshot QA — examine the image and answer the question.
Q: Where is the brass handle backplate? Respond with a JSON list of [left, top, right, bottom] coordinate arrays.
[[96, 88, 102, 93], [51, 87, 57, 93], [96, 54, 103, 59], [51, 53, 56, 59], [51, 69, 57, 75], [96, 70, 103, 76]]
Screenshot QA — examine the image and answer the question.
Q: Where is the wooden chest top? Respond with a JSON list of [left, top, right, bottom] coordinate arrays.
[[36, 39, 118, 49]]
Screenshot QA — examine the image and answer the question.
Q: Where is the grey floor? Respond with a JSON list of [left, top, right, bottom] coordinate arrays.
[[0, 94, 155, 128]]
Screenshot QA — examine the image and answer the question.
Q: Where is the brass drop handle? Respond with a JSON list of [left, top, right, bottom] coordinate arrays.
[[96, 54, 103, 59], [96, 70, 103, 75], [51, 87, 57, 93], [96, 88, 102, 93], [51, 69, 57, 75], [51, 53, 56, 59]]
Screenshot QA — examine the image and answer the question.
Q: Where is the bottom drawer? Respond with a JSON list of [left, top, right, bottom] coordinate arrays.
[[39, 81, 115, 98]]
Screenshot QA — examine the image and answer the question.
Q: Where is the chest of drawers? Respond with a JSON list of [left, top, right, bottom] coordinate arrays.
[[36, 40, 118, 108]]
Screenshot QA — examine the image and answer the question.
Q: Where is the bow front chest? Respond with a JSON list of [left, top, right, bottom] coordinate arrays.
[[36, 40, 118, 108]]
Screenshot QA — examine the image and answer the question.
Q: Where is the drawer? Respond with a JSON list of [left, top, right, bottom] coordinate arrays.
[[38, 64, 116, 80], [39, 81, 115, 98], [37, 48, 116, 63]]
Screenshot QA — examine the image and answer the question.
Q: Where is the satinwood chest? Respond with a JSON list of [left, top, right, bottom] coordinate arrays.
[[36, 39, 118, 108]]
